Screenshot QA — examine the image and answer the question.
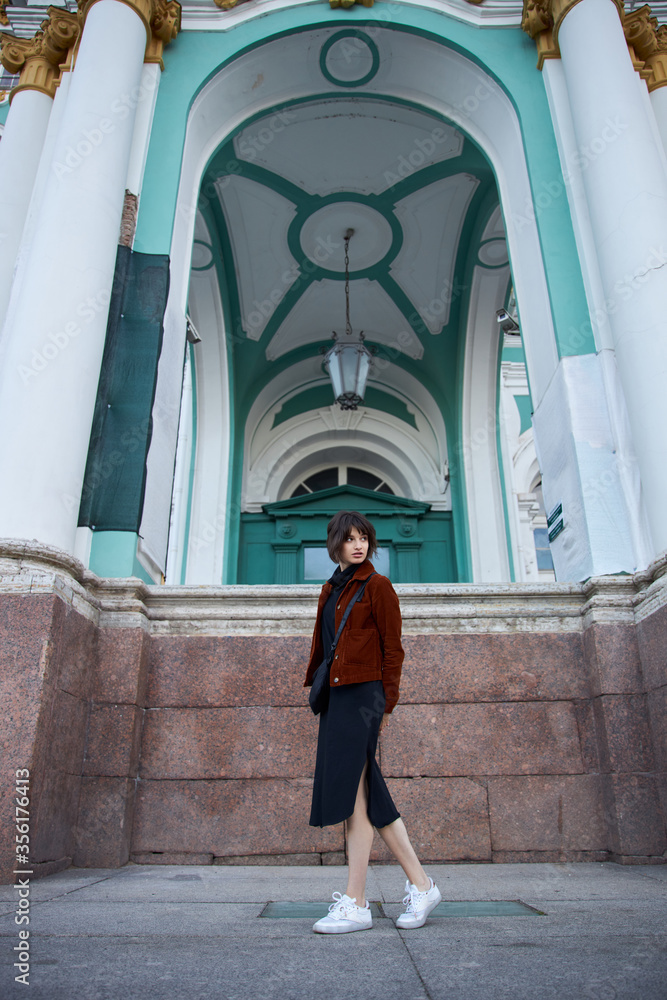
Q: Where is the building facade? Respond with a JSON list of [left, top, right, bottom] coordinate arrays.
[[0, 0, 665, 877]]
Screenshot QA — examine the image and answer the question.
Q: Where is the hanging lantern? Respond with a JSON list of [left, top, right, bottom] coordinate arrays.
[[323, 229, 373, 410]]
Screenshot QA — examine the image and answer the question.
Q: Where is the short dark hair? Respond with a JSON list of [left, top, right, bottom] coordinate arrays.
[[327, 511, 378, 562]]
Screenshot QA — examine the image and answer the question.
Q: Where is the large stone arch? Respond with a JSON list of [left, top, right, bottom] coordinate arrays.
[[148, 19, 559, 583]]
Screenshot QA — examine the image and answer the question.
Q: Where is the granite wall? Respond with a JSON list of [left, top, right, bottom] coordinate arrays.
[[0, 590, 95, 881], [0, 543, 665, 882]]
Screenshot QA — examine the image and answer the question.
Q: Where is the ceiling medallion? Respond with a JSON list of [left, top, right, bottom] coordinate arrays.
[[299, 202, 394, 273]]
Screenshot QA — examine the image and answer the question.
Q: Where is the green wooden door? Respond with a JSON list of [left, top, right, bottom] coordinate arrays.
[[238, 485, 456, 584]]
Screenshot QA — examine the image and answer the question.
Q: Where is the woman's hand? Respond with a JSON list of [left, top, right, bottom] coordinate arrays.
[[379, 712, 391, 732]]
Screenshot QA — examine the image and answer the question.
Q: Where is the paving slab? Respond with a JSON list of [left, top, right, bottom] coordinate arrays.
[[0, 862, 665, 1000]]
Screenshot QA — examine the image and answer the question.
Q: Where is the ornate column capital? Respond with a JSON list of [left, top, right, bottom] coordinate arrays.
[[521, 0, 559, 69], [623, 4, 667, 91], [0, 7, 80, 101], [522, 0, 625, 70], [77, 0, 180, 70], [146, 0, 181, 69]]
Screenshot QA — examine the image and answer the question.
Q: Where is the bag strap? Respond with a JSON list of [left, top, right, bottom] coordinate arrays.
[[327, 573, 376, 661]]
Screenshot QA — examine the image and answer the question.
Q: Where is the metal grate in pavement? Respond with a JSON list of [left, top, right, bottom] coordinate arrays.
[[259, 900, 544, 918], [261, 901, 385, 918], [429, 900, 545, 917]]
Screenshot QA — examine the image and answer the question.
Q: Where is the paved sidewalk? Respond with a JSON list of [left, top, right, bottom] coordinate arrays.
[[1, 862, 666, 999]]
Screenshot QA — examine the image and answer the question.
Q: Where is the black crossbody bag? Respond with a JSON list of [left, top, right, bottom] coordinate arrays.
[[308, 573, 376, 716]]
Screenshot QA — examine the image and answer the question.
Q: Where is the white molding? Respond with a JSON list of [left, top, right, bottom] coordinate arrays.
[[461, 263, 511, 582], [2, 540, 666, 637]]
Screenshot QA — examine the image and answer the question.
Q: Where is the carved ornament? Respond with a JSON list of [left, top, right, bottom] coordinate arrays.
[[623, 4, 667, 91], [522, 0, 631, 72], [521, 0, 559, 69], [213, 0, 255, 8], [77, 0, 180, 70], [0, 1, 9, 28], [145, 0, 181, 69], [0, 8, 80, 101], [328, 0, 375, 7]]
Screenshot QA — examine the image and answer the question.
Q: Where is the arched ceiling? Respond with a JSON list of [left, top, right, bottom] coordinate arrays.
[[192, 59, 509, 459]]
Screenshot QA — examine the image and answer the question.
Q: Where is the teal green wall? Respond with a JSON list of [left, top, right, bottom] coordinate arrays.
[[89, 531, 154, 584], [0, 97, 9, 126]]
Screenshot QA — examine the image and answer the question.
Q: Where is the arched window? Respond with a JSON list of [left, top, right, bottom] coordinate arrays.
[[291, 467, 394, 498]]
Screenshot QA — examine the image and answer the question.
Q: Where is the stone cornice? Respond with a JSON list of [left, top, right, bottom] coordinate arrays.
[[1, 539, 666, 636], [0, 7, 79, 100]]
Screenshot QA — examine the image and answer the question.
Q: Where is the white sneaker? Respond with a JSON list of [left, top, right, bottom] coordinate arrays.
[[313, 892, 373, 934], [395, 877, 442, 929]]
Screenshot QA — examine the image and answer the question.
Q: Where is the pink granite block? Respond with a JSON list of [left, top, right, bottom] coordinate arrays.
[[0, 595, 57, 765], [147, 636, 312, 708], [399, 633, 588, 704], [655, 773, 667, 836], [48, 598, 96, 700], [44, 689, 89, 774], [0, 595, 58, 881], [139, 706, 317, 779], [593, 695, 655, 772], [131, 852, 214, 865], [488, 774, 607, 852], [381, 702, 583, 777], [131, 778, 343, 857], [636, 603, 667, 693], [74, 777, 136, 868], [83, 704, 143, 777], [493, 849, 609, 863], [647, 686, 667, 770], [571, 698, 601, 772], [29, 770, 82, 865], [369, 777, 491, 862], [583, 622, 643, 696], [94, 627, 149, 705], [603, 773, 667, 858]]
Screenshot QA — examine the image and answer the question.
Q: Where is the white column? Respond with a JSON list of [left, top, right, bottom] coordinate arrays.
[[650, 86, 667, 159], [557, 0, 667, 558], [0, 89, 52, 330], [0, 0, 149, 553], [6, 73, 73, 329]]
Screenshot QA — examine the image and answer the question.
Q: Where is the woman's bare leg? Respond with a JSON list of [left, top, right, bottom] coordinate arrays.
[[377, 818, 430, 891], [344, 762, 375, 904]]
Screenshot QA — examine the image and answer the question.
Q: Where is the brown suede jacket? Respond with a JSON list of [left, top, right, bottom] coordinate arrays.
[[303, 560, 404, 714]]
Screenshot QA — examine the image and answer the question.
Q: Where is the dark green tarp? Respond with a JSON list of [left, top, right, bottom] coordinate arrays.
[[78, 246, 170, 532]]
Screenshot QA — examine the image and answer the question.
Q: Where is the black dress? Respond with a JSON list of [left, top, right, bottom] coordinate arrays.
[[309, 565, 401, 829]]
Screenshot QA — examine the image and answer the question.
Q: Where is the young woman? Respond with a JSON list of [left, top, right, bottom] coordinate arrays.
[[304, 510, 441, 934]]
